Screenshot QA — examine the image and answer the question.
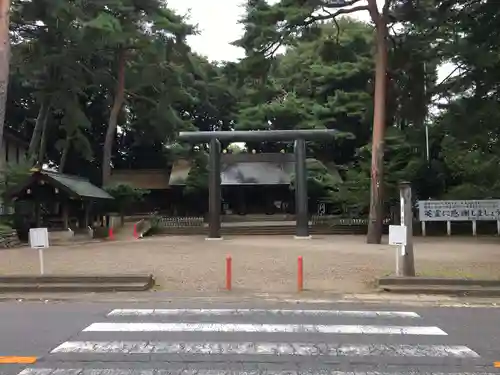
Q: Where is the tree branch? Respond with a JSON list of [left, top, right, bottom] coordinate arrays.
[[382, 0, 393, 16], [434, 64, 465, 88], [366, 0, 379, 23], [321, 7, 341, 43], [318, 0, 364, 9], [256, 2, 369, 59], [303, 5, 369, 27]]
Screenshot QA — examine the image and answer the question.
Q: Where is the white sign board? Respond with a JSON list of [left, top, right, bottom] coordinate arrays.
[[389, 225, 407, 245], [29, 227, 49, 249], [418, 200, 500, 221]]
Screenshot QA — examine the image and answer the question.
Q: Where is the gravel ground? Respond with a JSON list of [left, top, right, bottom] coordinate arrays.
[[1, 235, 500, 294]]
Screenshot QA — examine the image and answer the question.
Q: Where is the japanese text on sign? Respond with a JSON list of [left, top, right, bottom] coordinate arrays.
[[417, 200, 500, 221]]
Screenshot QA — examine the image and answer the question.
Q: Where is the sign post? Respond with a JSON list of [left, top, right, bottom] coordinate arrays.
[[29, 228, 49, 275], [388, 224, 407, 275], [396, 182, 415, 276]]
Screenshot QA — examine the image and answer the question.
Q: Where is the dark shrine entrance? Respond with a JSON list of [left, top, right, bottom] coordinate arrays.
[[178, 129, 338, 239]]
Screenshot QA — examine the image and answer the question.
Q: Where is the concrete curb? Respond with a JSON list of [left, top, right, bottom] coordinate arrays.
[[379, 276, 500, 286], [0, 274, 154, 292], [378, 276, 500, 297], [0, 291, 499, 308]]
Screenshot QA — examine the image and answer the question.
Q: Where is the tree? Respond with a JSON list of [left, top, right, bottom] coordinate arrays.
[[105, 183, 149, 224], [0, 0, 9, 150], [184, 151, 209, 196], [0, 159, 31, 198], [290, 158, 341, 202], [7, 0, 235, 186], [235, 0, 397, 243], [183, 151, 209, 214], [75, 0, 195, 184], [10, 0, 102, 167], [236, 18, 371, 162]]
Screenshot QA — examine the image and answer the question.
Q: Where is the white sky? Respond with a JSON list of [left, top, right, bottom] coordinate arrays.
[[166, 0, 380, 62]]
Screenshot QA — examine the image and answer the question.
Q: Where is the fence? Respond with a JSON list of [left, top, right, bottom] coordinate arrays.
[[311, 215, 392, 226], [151, 216, 205, 228], [145, 213, 498, 236]]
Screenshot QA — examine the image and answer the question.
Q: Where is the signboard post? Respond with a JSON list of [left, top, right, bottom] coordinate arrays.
[[29, 228, 49, 275], [391, 182, 415, 276], [389, 225, 407, 276]]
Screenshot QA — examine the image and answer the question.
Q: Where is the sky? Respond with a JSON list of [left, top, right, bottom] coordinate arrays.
[[166, 0, 381, 62]]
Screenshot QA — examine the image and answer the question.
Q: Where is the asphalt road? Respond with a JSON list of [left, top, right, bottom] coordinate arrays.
[[1, 300, 500, 375]]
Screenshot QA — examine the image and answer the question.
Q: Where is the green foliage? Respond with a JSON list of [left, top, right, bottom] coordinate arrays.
[[183, 152, 209, 196], [0, 160, 32, 200], [236, 19, 372, 161], [8, 0, 209, 173], [289, 159, 341, 200], [6, 0, 500, 219], [105, 183, 149, 212]]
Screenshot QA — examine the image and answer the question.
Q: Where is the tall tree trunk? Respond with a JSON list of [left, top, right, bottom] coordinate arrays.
[[102, 48, 126, 186], [38, 108, 50, 166], [366, 3, 389, 244], [0, 0, 10, 150], [28, 96, 50, 163], [59, 136, 71, 173]]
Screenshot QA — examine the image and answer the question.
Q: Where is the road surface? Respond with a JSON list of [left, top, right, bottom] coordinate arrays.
[[1, 300, 500, 374]]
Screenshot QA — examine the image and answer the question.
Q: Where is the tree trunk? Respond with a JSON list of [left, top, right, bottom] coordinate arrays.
[[59, 136, 71, 173], [28, 96, 50, 163], [0, 0, 10, 150], [102, 48, 126, 186], [366, 10, 389, 244], [38, 107, 51, 165]]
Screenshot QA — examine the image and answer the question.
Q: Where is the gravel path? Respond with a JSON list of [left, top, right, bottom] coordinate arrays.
[[1, 235, 499, 294]]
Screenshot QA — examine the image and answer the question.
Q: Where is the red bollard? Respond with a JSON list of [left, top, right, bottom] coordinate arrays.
[[226, 255, 232, 291], [133, 223, 138, 239], [108, 227, 114, 240], [298, 256, 303, 292]]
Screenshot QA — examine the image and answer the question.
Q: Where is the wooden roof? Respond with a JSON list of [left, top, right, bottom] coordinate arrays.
[[6, 170, 114, 200]]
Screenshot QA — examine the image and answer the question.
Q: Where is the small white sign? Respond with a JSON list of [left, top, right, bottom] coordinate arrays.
[[389, 225, 407, 245], [29, 228, 49, 249]]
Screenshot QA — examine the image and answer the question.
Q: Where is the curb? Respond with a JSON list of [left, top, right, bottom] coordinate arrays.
[[0, 291, 499, 307], [378, 276, 500, 297], [379, 276, 500, 286], [0, 274, 154, 293]]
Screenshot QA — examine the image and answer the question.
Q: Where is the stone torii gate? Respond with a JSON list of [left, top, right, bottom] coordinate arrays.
[[178, 129, 339, 239]]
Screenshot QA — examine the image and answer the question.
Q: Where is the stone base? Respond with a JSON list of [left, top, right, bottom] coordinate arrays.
[[294, 235, 312, 240], [205, 237, 224, 241]]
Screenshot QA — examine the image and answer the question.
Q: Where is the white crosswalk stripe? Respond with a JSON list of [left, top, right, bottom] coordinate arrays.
[[17, 371, 500, 375], [82, 322, 447, 335], [19, 308, 483, 375], [107, 309, 422, 318], [51, 340, 478, 357]]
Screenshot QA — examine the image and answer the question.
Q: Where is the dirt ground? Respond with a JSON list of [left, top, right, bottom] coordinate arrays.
[[1, 235, 500, 294]]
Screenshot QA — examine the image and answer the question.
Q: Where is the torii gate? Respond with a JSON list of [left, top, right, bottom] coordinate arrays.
[[178, 129, 339, 239]]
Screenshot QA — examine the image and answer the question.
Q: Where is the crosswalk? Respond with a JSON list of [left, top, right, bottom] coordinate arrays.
[[17, 307, 494, 375]]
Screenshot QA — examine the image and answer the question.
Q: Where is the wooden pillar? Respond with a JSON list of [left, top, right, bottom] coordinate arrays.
[[62, 200, 69, 229], [294, 138, 310, 238], [35, 201, 41, 227], [238, 187, 246, 215], [34, 191, 42, 227], [207, 138, 221, 239], [83, 201, 90, 228]]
